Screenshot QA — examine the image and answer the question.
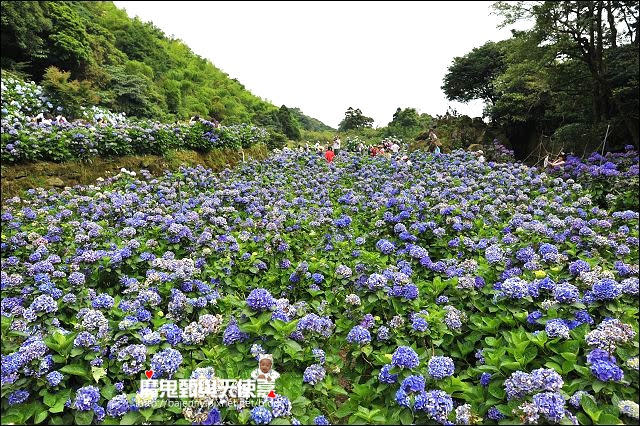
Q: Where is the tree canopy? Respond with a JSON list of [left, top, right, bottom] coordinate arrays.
[[338, 107, 374, 131], [442, 41, 507, 105], [442, 1, 639, 158]]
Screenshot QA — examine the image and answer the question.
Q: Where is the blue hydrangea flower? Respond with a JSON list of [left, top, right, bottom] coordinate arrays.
[[401, 374, 425, 393], [428, 356, 455, 379], [527, 310, 543, 324], [545, 318, 570, 339], [150, 348, 183, 379], [270, 395, 292, 417], [569, 260, 590, 276], [303, 364, 326, 385], [480, 372, 491, 387], [250, 406, 273, 424], [532, 391, 566, 422], [347, 325, 372, 345], [202, 408, 221, 425], [46, 370, 63, 387], [553, 282, 579, 303], [74, 386, 100, 411], [587, 350, 624, 382], [487, 406, 505, 420], [411, 316, 428, 332], [106, 394, 129, 417], [413, 390, 454, 423], [8, 389, 29, 405], [246, 288, 276, 311], [378, 364, 398, 384], [572, 311, 592, 326], [312, 348, 326, 365], [377, 326, 389, 340], [223, 318, 249, 345], [592, 278, 622, 300], [391, 346, 420, 369], [500, 277, 529, 299], [376, 239, 395, 254], [314, 415, 330, 425], [94, 405, 106, 422]]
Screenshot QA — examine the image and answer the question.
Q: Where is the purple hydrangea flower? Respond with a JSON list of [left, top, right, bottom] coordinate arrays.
[[391, 346, 419, 369], [427, 356, 455, 379], [74, 386, 100, 411], [378, 364, 398, 384], [346, 325, 371, 345], [246, 288, 276, 311], [250, 406, 273, 424]]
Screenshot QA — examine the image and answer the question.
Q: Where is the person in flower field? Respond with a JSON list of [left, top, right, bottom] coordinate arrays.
[[325, 145, 335, 163], [332, 136, 341, 155], [428, 128, 442, 154]]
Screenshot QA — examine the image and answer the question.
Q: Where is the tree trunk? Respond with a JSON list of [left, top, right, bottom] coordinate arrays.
[[606, 1, 617, 48]]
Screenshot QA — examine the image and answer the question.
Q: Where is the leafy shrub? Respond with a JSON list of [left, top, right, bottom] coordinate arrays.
[[266, 130, 287, 150], [41, 66, 100, 118]]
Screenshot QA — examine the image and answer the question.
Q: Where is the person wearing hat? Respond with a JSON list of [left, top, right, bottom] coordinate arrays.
[[428, 128, 442, 154], [251, 354, 280, 382]]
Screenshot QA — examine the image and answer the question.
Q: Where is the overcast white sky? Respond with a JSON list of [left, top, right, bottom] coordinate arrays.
[[114, 1, 527, 128]]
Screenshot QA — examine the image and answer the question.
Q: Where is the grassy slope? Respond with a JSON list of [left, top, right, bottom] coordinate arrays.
[[1, 145, 269, 201]]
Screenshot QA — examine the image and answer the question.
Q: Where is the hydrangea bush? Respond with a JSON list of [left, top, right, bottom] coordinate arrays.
[[1, 74, 271, 163], [0, 147, 638, 425], [0, 74, 60, 122]]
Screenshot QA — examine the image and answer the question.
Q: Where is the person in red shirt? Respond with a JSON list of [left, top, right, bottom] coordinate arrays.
[[325, 146, 335, 163]]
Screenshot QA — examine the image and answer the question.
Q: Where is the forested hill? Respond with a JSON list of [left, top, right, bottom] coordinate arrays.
[[0, 1, 332, 131], [290, 108, 335, 132]]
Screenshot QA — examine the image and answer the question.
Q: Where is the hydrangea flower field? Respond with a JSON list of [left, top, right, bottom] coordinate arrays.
[[1, 147, 639, 425]]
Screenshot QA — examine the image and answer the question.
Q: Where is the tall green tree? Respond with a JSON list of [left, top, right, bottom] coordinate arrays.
[[384, 107, 432, 139], [276, 105, 302, 140], [442, 41, 507, 106], [494, 0, 639, 147], [338, 107, 374, 131], [0, 1, 52, 70]]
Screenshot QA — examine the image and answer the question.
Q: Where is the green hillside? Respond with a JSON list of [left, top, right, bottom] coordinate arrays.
[[0, 1, 331, 132], [290, 107, 335, 131]]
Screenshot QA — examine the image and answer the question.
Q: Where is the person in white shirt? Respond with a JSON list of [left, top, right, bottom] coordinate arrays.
[[332, 136, 341, 155], [315, 142, 323, 156], [251, 354, 280, 382], [55, 115, 68, 124], [357, 142, 365, 153], [34, 112, 53, 125], [39, 112, 53, 126], [390, 143, 400, 153]]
